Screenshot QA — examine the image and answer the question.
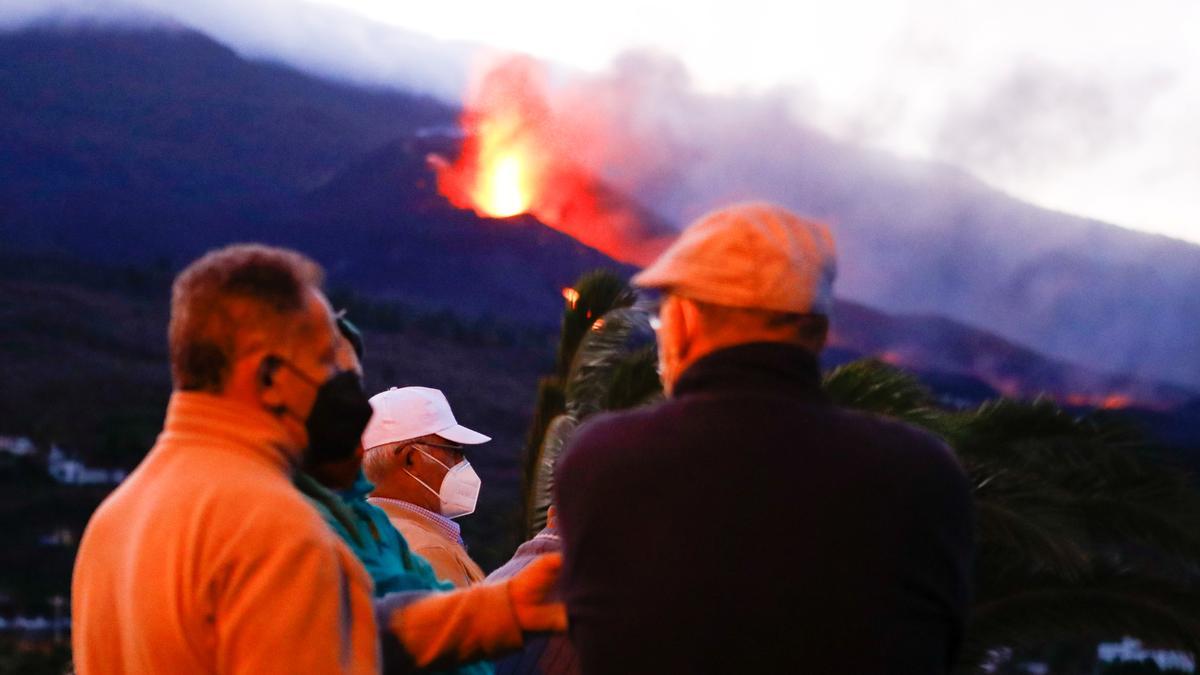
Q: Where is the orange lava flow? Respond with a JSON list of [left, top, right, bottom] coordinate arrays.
[[1064, 392, 1134, 410]]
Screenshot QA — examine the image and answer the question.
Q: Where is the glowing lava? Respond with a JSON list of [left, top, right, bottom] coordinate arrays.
[[477, 153, 531, 218], [1063, 392, 1135, 410], [432, 55, 673, 266]]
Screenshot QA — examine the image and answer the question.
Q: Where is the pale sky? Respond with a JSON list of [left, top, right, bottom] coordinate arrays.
[[307, 0, 1200, 245]]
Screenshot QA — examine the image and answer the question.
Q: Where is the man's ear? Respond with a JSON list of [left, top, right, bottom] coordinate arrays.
[[224, 346, 282, 412], [674, 297, 702, 359], [399, 445, 418, 468], [255, 354, 289, 415], [258, 355, 280, 387]]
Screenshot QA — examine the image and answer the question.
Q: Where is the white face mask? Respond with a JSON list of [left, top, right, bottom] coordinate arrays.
[[404, 448, 481, 519]]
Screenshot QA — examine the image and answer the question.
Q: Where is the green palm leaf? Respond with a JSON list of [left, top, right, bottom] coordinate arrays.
[[556, 269, 637, 379], [564, 306, 652, 421], [525, 413, 579, 538], [973, 495, 1091, 582], [822, 359, 947, 434], [602, 345, 663, 411]]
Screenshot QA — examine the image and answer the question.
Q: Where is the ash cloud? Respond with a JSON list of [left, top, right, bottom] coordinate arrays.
[[933, 63, 1174, 178], [547, 50, 835, 227], [511, 51, 1200, 391]]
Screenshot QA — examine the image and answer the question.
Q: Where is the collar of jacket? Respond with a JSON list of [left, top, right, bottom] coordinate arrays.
[[672, 341, 827, 401], [294, 470, 367, 548], [370, 497, 464, 546], [339, 469, 376, 503], [158, 391, 298, 472]]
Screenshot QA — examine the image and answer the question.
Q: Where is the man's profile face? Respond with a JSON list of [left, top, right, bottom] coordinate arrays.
[[400, 435, 466, 511]]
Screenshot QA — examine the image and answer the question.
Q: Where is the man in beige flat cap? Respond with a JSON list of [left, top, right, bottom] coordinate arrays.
[[554, 203, 974, 675]]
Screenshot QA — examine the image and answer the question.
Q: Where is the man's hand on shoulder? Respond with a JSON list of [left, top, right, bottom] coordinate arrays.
[[506, 553, 567, 633]]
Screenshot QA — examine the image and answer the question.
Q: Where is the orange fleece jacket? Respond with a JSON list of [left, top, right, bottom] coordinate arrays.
[[72, 392, 379, 674], [385, 580, 525, 670]]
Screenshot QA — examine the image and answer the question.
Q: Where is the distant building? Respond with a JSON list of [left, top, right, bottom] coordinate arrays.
[[1099, 638, 1195, 672], [47, 445, 126, 485], [0, 614, 71, 634], [12, 616, 51, 631], [38, 527, 76, 547], [0, 435, 36, 457]]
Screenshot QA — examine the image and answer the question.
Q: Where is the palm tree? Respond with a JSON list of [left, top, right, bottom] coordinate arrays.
[[520, 270, 653, 535], [522, 271, 1200, 669], [824, 360, 1200, 670]]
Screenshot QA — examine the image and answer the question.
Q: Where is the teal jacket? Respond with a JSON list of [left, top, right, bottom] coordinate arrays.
[[296, 470, 450, 596], [295, 470, 495, 675]]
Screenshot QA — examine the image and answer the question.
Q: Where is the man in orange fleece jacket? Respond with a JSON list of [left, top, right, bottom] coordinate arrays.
[[72, 244, 565, 674]]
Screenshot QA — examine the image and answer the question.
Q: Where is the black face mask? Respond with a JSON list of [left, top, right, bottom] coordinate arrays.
[[271, 359, 374, 464]]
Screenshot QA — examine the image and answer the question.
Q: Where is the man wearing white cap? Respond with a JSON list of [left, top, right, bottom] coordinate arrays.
[[554, 203, 974, 674], [363, 386, 491, 587]]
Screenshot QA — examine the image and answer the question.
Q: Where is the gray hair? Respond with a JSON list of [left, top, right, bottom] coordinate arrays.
[[362, 442, 405, 484]]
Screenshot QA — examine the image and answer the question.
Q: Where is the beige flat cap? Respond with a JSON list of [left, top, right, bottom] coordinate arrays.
[[632, 202, 837, 314]]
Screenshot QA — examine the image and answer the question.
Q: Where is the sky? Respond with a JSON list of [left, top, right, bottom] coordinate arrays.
[[5, 0, 1199, 244]]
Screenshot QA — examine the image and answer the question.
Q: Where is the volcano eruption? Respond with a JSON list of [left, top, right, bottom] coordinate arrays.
[[432, 56, 676, 266]]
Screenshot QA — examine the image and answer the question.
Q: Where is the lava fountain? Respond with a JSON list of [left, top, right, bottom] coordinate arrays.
[[433, 56, 674, 266]]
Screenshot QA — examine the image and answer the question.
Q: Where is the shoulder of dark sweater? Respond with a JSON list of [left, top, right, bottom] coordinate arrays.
[[559, 342, 969, 493]]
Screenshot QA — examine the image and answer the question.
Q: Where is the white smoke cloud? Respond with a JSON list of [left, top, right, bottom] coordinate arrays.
[[934, 64, 1172, 174]]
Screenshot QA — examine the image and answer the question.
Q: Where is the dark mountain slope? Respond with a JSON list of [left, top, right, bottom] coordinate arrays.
[[0, 25, 454, 258]]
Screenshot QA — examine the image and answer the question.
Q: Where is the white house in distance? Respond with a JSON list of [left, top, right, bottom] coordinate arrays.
[[46, 445, 126, 485], [1, 435, 126, 484], [0, 435, 36, 457], [1098, 638, 1195, 672]]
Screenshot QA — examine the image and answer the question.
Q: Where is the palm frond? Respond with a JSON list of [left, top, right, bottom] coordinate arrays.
[[525, 414, 579, 538], [956, 397, 1131, 453], [970, 454, 1200, 587], [564, 306, 652, 420], [1077, 497, 1200, 570], [521, 377, 565, 482], [973, 496, 1091, 583], [518, 376, 566, 528], [602, 345, 663, 411], [556, 269, 637, 378], [822, 359, 947, 434]]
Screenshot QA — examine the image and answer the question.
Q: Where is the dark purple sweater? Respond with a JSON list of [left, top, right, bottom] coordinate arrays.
[[555, 342, 974, 675]]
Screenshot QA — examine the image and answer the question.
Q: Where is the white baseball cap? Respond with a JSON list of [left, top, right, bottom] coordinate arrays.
[[361, 386, 491, 450]]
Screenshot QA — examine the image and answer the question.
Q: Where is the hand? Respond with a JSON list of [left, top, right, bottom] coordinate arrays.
[[507, 553, 567, 633]]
